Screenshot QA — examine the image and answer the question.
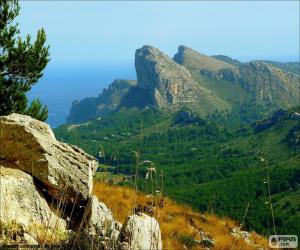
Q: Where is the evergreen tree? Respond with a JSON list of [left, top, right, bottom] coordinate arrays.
[[0, 0, 50, 121]]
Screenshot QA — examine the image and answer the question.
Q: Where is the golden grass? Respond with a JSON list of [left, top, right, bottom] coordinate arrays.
[[0, 221, 68, 246], [93, 181, 268, 250]]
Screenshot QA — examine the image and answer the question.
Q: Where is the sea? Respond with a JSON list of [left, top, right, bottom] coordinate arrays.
[[27, 62, 136, 128]]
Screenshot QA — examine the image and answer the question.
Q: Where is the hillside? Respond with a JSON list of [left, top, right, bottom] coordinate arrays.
[[55, 107, 300, 237], [174, 46, 299, 113], [93, 182, 268, 249], [212, 56, 300, 75]]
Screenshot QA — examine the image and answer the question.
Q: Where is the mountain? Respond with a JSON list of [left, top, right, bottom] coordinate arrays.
[[174, 45, 234, 71], [213, 56, 300, 75], [66, 45, 299, 125], [174, 46, 299, 111], [258, 61, 300, 75], [121, 45, 227, 113], [211, 55, 242, 67], [66, 79, 136, 124]]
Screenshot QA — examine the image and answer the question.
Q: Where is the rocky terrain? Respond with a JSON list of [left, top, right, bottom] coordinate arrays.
[[0, 113, 162, 249]]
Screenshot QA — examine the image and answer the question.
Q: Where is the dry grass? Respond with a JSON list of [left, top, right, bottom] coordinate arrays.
[[0, 221, 68, 246], [93, 181, 268, 250]]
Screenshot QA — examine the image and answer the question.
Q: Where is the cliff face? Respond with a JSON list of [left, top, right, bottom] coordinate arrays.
[[121, 45, 226, 113], [134, 45, 202, 108]]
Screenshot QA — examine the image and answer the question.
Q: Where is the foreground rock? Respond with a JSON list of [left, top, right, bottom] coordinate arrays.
[[0, 166, 67, 243], [119, 213, 162, 250], [0, 113, 163, 249], [84, 195, 121, 248], [0, 113, 98, 203]]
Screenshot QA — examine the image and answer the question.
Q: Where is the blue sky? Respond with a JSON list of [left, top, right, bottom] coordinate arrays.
[[18, 1, 299, 66]]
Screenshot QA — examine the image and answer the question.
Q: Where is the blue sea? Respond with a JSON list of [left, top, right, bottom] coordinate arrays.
[[27, 63, 136, 128]]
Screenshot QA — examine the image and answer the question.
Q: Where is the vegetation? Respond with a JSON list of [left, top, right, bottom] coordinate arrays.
[[0, 0, 49, 121], [55, 106, 300, 237]]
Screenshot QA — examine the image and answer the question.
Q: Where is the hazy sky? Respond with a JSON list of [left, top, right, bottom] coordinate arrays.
[[18, 1, 299, 66]]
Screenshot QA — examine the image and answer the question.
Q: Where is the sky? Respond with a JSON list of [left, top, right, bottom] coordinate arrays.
[[18, 1, 300, 67]]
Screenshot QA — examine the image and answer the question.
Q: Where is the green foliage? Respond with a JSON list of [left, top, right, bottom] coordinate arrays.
[[25, 98, 48, 122], [0, 0, 49, 121], [55, 107, 300, 237]]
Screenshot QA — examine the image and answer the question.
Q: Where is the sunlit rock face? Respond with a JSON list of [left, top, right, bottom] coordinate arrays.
[[0, 113, 98, 203], [133, 45, 212, 110]]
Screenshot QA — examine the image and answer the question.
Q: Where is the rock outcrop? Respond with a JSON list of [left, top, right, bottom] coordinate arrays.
[[84, 195, 121, 247], [0, 113, 98, 203], [119, 213, 162, 250], [0, 113, 162, 249], [0, 167, 67, 240], [122, 45, 225, 112]]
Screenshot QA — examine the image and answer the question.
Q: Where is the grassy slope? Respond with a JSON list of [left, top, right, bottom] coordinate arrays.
[[93, 182, 268, 250]]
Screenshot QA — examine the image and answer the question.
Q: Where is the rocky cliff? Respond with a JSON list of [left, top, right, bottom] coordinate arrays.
[[0, 113, 162, 249], [121, 45, 226, 113]]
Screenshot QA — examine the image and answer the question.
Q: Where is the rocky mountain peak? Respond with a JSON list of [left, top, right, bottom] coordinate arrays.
[[174, 45, 234, 71], [133, 45, 216, 110]]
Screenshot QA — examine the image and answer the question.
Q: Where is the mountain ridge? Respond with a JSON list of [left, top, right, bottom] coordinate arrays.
[[66, 45, 299, 125]]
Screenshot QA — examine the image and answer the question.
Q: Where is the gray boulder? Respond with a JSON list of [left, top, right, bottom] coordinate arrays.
[[85, 195, 121, 248], [119, 213, 162, 250], [0, 113, 98, 204], [0, 166, 67, 242]]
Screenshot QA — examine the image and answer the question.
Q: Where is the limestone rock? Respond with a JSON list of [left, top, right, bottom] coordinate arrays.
[[133, 45, 213, 110], [0, 113, 98, 203], [85, 195, 119, 236], [119, 213, 162, 250], [0, 166, 67, 239], [83, 195, 121, 249]]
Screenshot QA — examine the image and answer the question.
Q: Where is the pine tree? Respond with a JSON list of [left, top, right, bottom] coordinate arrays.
[[0, 0, 50, 121]]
